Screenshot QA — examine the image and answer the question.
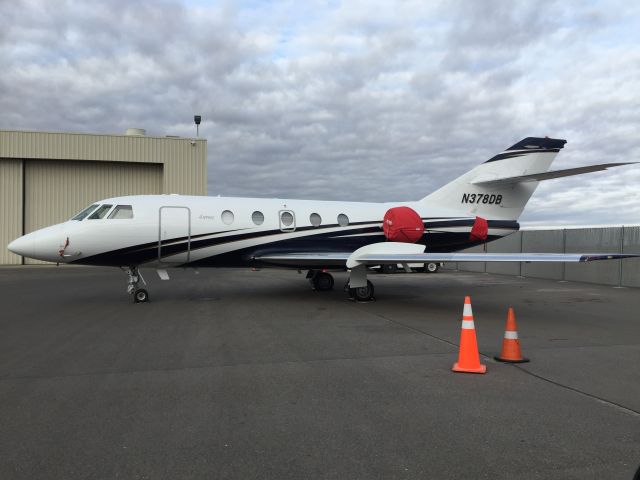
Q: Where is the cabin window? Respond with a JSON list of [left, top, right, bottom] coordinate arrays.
[[280, 211, 294, 227], [88, 204, 113, 220], [252, 211, 264, 225], [310, 213, 322, 227], [337, 213, 349, 227], [108, 205, 134, 219], [221, 210, 234, 225], [71, 204, 99, 221]]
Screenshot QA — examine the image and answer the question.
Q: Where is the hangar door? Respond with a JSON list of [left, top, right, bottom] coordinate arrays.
[[0, 159, 23, 265], [24, 160, 162, 264]]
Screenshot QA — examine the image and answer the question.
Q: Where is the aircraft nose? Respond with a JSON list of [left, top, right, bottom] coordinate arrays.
[[7, 224, 68, 262], [7, 235, 36, 258]]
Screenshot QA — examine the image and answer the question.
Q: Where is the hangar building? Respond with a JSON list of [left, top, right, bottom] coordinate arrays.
[[1, 129, 207, 264]]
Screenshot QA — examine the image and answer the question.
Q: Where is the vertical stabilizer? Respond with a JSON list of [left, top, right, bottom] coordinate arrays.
[[420, 137, 567, 220]]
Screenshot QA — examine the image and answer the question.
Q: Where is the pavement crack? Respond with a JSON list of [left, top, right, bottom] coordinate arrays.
[[512, 365, 640, 418], [367, 309, 640, 419], [363, 309, 460, 350]]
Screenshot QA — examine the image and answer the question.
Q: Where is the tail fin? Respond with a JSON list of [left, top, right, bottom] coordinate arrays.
[[420, 137, 567, 220]]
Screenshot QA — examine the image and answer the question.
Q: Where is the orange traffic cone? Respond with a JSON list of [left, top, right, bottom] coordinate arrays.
[[494, 307, 529, 363], [452, 296, 487, 374]]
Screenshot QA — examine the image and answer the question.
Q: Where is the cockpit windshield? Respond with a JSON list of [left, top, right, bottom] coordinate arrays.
[[108, 205, 134, 219], [70, 203, 134, 221], [88, 204, 113, 219], [71, 204, 99, 221]]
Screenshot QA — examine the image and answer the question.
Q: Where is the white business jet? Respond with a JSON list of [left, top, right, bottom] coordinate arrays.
[[8, 137, 637, 302]]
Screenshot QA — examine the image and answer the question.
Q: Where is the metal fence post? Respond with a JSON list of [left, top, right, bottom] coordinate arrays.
[[519, 231, 523, 277], [483, 241, 487, 273], [561, 228, 566, 281], [618, 225, 624, 287]]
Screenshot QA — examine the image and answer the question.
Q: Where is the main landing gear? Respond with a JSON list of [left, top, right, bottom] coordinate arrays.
[[347, 280, 375, 302], [307, 269, 375, 301], [425, 262, 440, 273], [124, 266, 149, 303], [307, 270, 335, 291]]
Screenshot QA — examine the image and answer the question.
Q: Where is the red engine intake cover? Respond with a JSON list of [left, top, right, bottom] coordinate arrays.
[[469, 216, 488, 242], [383, 206, 424, 243]]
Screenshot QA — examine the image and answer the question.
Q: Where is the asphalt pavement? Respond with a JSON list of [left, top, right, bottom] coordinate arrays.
[[0, 266, 639, 479]]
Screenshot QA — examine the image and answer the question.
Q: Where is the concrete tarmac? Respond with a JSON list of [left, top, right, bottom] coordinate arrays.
[[0, 266, 639, 480]]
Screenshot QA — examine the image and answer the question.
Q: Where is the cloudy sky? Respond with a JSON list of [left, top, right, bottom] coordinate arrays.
[[1, 0, 639, 225]]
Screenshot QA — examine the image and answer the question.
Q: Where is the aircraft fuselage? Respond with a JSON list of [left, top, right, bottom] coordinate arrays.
[[8, 195, 517, 269]]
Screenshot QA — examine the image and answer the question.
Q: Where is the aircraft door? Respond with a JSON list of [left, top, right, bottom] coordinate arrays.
[[159, 207, 191, 263], [279, 210, 296, 232]]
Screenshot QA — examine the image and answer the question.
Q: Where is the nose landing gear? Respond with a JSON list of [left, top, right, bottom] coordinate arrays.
[[124, 266, 149, 303], [133, 288, 149, 303]]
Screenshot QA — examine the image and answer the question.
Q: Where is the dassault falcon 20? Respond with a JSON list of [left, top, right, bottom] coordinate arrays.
[[8, 137, 637, 302]]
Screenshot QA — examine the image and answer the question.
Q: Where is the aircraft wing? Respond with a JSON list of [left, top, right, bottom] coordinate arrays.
[[471, 162, 636, 186], [253, 252, 352, 266], [349, 252, 637, 264], [254, 249, 637, 267]]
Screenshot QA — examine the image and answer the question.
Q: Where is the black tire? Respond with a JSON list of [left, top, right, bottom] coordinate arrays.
[[313, 272, 334, 291], [134, 288, 149, 303], [425, 262, 439, 273], [380, 264, 397, 274], [349, 280, 375, 301]]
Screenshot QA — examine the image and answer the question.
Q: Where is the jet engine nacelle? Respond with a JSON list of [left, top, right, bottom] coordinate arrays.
[[382, 206, 424, 243]]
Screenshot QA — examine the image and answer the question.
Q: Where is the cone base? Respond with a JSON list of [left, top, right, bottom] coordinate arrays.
[[452, 362, 487, 374], [494, 356, 529, 363]]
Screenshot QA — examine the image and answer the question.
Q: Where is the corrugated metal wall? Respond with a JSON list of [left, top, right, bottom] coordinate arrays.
[[0, 160, 23, 264], [454, 244, 486, 273], [487, 233, 521, 276], [0, 130, 206, 195], [521, 229, 564, 280], [23, 160, 162, 264], [24, 160, 162, 231], [1, 129, 207, 265], [564, 228, 622, 285], [160, 138, 207, 195], [446, 227, 640, 288]]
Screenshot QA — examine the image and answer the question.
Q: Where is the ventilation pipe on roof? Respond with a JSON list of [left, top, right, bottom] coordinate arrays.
[[125, 128, 146, 136]]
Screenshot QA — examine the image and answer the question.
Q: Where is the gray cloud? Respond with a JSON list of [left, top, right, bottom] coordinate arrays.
[[1, 0, 639, 225]]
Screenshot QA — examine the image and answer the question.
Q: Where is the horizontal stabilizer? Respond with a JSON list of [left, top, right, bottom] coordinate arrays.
[[471, 162, 636, 186]]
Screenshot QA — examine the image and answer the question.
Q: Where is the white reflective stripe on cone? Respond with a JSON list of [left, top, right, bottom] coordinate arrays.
[[463, 303, 473, 317], [461, 320, 475, 329], [504, 331, 518, 339]]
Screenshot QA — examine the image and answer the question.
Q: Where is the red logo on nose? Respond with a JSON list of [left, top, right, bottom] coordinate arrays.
[[58, 237, 70, 257]]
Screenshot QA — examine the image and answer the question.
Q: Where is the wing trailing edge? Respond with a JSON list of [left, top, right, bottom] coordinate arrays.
[[471, 162, 636, 186]]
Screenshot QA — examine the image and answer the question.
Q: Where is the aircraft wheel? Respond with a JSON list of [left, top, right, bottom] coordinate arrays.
[[313, 272, 334, 291], [134, 289, 150, 303], [380, 264, 397, 274], [426, 262, 439, 273], [349, 280, 375, 302]]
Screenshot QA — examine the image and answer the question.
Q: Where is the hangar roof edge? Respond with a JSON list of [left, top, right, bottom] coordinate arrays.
[[0, 129, 206, 142]]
